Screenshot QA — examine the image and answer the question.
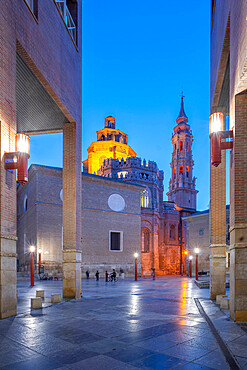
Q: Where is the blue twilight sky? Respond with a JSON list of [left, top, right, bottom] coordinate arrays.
[[29, 0, 212, 211]]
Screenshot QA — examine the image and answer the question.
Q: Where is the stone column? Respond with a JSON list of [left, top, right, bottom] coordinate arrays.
[[230, 92, 247, 321], [210, 109, 226, 300], [0, 7, 17, 319], [63, 122, 82, 299]]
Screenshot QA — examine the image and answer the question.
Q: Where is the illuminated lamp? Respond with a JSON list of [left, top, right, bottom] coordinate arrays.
[[4, 133, 30, 184], [134, 252, 138, 258], [184, 250, 188, 255], [209, 112, 233, 167]]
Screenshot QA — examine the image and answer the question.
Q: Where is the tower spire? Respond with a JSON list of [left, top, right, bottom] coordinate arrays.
[[176, 93, 188, 124]]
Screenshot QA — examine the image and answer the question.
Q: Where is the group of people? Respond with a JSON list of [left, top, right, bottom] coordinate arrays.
[[85, 269, 118, 281]]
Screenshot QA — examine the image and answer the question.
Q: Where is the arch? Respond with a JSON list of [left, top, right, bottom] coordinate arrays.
[[186, 166, 189, 177], [179, 165, 183, 174], [180, 141, 183, 151], [100, 135, 105, 141], [170, 225, 175, 240], [141, 228, 150, 253], [186, 141, 189, 152], [174, 143, 177, 151]]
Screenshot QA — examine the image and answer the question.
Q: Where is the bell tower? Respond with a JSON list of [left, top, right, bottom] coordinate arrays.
[[167, 95, 198, 213]]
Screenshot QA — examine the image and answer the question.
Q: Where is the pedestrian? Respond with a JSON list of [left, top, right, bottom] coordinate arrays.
[[95, 270, 99, 281], [111, 269, 117, 282], [105, 271, 108, 282], [152, 268, 155, 280], [86, 270, 89, 279]]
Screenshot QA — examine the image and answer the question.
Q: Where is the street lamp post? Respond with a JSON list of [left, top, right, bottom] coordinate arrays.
[[30, 246, 35, 287], [38, 249, 42, 275], [194, 248, 199, 281], [189, 255, 193, 278], [134, 253, 138, 281]]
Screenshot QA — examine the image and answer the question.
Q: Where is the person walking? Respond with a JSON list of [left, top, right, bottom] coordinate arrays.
[[152, 268, 155, 280], [105, 271, 108, 282], [86, 270, 89, 279], [111, 269, 117, 282], [95, 270, 99, 281]]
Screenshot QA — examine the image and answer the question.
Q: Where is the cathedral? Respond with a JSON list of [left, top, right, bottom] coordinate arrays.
[[83, 96, 198, 276], [17, 97, 198, 277]]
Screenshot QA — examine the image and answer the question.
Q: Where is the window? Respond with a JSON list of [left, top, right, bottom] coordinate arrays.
[[174, 144, 177, 151], [109, 231, 123, 251], [226, 251, 230, 268], [199, 229, 204, 235], [179, 165, 183, 174], [180, 141, 183, 151], [174, 167, 176, 179], [186, 166, 189, 177], [141, 189, 149, 208], [24, 233, 28, 254], [24, 195, 28, 213], [55, 0, 77, 44], [24, 0, 38, 19], [142, 230, 150, 253], [187, 142, 189, 152], [170, 225, 175, 240]]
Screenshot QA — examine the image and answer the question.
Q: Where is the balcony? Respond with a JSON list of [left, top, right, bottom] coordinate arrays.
[[55, 0, 77, 44]]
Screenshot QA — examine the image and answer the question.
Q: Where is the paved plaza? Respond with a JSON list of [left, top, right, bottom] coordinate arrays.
[[0, 277, 247, 369]]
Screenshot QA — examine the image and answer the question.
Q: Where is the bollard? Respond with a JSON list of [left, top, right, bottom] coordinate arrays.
[[51, 294, 61, 303], [36, 290, 44, 298], [31, 297, 42, 309]]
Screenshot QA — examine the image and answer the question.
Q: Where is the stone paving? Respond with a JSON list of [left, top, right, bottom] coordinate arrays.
[[0, 276, 246, 369]]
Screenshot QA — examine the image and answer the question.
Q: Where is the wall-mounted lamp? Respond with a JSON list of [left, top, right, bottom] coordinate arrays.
[[4, 133, 30, 184], [209, 112, 233, 167]]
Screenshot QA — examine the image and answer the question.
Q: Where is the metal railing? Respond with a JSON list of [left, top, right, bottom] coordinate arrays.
[[55, 0, 76, 44]]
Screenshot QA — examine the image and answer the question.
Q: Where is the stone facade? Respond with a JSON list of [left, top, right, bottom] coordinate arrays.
[[0, 0, 82, 317], [183, 206, 230, 276], [211, 0, 247, 321], [17, 165, 143, 278]]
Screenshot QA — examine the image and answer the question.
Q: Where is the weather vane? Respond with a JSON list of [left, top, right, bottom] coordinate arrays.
[[181, 91, 185, 100]]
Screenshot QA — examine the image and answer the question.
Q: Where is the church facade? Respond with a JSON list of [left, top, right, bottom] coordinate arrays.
[[17, 98, 198, 277], [85, 97, 198, 276]]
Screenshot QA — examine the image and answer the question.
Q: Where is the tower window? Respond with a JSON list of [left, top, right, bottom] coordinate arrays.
[[179, 165, 183, 174], [174, 167, 176, 179], [180, 141, 183, 151], [187, 142, 189, 152], [141, 189, 149, 208], [174, 144, 177, 151], [170, 225, 175, 240], [186, 166, 189, 177]]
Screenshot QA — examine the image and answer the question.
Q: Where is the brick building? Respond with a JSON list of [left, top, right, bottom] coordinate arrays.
[[0, 0, 82, 318], [17, 165, 143, 277], [183, 205, 230, 276], [210, 0, 247, 321], [17, 98, 198, 278]]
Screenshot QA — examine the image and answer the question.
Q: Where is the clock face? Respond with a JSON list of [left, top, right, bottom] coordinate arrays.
[[108, 194, 125, 212]]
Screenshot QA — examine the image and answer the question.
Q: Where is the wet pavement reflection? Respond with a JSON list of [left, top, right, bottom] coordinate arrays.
[[0, 276, 242, 369]]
